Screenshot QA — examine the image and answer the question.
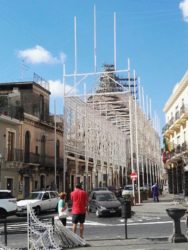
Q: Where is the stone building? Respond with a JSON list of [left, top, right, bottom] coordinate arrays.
[[162, 71, 188, 198], [0, 80, 64, 198]]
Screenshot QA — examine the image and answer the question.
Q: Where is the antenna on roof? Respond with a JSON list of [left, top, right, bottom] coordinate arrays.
[[20, 60, 29, 80]]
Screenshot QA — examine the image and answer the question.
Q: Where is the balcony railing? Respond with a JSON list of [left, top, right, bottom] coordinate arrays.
[[162, 104, 188, 134], [0, 105, 24, 120], [5, 148, 63, 168], [165, 141, 188, 160]]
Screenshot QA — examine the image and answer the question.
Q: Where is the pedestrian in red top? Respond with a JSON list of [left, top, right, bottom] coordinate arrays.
[[71, 183, 88, 238]]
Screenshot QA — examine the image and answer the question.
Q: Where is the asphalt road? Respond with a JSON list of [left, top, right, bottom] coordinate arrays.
[[0, 210, 187, 248]]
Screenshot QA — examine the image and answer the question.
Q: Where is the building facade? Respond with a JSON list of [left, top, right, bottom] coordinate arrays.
[[162, 71, 188, 197], [0, 80, 64, 198]]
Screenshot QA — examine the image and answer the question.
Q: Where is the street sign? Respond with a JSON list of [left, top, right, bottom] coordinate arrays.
[[130, 172, 138, 180]]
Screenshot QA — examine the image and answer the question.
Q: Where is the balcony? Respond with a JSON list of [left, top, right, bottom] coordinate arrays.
[[165, 142, 188, 163], [0, 105, 24, 120], [162, 105, 188, 135], [5, 148, 63, 169]]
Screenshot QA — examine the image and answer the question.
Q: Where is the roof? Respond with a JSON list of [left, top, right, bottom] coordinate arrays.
[[0, 81, 51, 95]]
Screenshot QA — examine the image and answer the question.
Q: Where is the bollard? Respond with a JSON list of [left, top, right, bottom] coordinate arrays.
[[4, 220, 7, 246], [121, 200, 132, 239], [124, 203, 128, 239]]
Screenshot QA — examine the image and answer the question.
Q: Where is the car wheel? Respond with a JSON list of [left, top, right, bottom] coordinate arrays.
[[34, 206, 41, 216], [0, 208, 7, 219], [96, 209, 101, 218]]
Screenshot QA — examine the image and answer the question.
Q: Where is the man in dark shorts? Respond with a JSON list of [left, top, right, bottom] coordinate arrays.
[[71, 183, 88, 238]]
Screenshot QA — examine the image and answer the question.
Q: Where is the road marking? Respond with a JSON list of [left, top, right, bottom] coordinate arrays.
[[0, 218, 186, 231]]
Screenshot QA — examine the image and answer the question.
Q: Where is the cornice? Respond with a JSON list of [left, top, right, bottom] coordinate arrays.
[[163, 71, 188, 113]]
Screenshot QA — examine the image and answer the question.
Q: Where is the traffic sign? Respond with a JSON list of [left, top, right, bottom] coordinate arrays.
[[130, 172, 138, 180]]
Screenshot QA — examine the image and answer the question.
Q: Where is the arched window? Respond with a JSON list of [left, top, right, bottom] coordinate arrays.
[[24, 131, 30, 163]]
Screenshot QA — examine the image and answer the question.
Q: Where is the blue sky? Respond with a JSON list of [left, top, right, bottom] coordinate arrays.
[[0, 0, 188, 130]]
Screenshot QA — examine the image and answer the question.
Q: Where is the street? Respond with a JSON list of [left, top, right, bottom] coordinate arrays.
[[0, 209, 187, 248]]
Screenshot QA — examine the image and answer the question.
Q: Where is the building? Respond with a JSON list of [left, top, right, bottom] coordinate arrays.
[[162, 71, 188, 197], [0, 79, 64, 198], [63, 64, 162, 196]]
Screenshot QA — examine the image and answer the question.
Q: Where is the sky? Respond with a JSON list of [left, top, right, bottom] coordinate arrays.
[[0, 0, 188, 132]]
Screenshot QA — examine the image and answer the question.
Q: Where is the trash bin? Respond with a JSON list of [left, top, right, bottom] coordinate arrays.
[[121, 200, 131, 218]]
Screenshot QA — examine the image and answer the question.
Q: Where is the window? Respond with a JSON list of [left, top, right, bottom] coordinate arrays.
[[39, 95, 44, 121], [41, 135, 46, 164], [177, 136, 180, 145], [24, 131, 30, 163], [56, 140, 60, 159], [40, 175, 45, 190], [7, 131, 15, 161], [0, 191, 13, 199], [35, 146, 38, 155], [43, 192, 50, 200], [50, 191, 58, 198]]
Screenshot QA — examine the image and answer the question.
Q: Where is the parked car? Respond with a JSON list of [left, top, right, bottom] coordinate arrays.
[[92, 187, 109, 191], [107, 186, 122, 197], [0, 190, 17, 219], [122, 184, 137, 197], [88, 190, 122, 217], [16, 190, 59, 216]]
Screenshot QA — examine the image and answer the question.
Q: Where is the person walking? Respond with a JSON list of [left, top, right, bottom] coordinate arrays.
[[58, 192, 68, 226], [151, 183, 159, 202], [71, 183, 88, 239]]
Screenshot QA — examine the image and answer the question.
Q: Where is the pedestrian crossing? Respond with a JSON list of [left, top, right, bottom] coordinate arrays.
[[0, 215, 167, 233]]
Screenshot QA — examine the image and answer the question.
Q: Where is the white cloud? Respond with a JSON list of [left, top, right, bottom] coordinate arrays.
[[179, 0, 188, 22], [49, 80, 76, 97], [17, 45, 66, 64]]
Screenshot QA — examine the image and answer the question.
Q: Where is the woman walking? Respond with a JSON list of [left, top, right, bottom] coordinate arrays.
[[58, 192, 68, 226]]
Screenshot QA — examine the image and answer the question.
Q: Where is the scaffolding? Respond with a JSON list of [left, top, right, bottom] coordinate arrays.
[[63, 64, 161, 202]]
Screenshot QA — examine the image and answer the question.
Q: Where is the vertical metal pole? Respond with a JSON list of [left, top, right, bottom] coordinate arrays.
[[54, 100, 57, 190], [142, 87, 145, 114], [4, 221, 7, 246], [129, 96, 135, 203], [134, 70, 140, 204], [94, 5, 97, 72], [128, 59, 131, 91], [114, 12, 117, 70], [63, 64, 66, 191], [124, 204, 128, 239], [74, 16, 77, 76]]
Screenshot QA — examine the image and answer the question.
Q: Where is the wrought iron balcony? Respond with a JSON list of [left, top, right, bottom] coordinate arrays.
[[5, 148, 63, 169], [0, 105, 24, 120], [165, 142, 188, 161]]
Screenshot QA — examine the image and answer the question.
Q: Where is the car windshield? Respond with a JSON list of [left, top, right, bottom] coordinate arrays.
[[96, 193, 116, 201], [28, 192, 43, 200], [124, 186, 132, 190]]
